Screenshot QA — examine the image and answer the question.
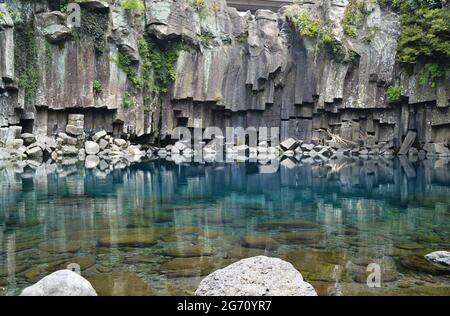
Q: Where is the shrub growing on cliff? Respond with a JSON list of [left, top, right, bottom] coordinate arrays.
[[121, 0, 145, 12], [418, 63, 446, 87], [285, 5, 319, 38], [138, 36, 183, 96], [14, 20, 39, 102], [396, 7, 450, 65], [386, 85, 402, 102], [73, 8, 109, 53], [342, 0, 366, 38], [93, 80, 103, 95]]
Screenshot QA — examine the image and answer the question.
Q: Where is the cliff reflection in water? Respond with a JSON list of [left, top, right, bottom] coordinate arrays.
[[0, 157, 449, 296]]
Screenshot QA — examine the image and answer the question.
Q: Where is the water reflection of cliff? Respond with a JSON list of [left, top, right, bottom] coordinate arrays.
[[0, 158, 449, 296]]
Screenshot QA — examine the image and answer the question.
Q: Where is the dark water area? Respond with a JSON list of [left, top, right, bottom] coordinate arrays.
[[0, 157, 449, 295]]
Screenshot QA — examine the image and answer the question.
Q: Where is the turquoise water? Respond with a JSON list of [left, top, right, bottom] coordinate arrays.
[[0, 158, 449, 296]]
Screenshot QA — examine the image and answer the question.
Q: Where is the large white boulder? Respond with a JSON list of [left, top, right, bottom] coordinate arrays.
[[85, 141, 100, 155], [195, 256, 317, 296], [20, 270, 97, 296]]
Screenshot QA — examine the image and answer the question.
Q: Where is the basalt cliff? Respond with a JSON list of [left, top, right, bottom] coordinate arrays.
[[0, 0, 449, 156]]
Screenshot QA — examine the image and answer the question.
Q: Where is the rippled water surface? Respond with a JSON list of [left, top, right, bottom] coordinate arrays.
[[1, 158, 449, 296]]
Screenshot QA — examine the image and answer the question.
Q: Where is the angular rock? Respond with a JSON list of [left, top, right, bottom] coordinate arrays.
[[26, 146, 43, 159], [280, 138, 298, 151], [85, 141, 100, 155], [92, 130, 107, 142], [66, 125, 84, 136], [195, 256, 317, 296], [43, 25, 71, 43], [85, 155, 100, 169], [21, 133, 36, 146], [61, 145, 79, 156], [98, 138, 109, 150], [114, 139, 127, 147], [20, 270, 97, 296]]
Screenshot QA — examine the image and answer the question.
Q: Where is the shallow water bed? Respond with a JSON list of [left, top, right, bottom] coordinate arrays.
[[0, 158, 449, 296]]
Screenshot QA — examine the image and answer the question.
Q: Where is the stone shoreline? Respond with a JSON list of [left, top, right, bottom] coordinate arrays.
[[2, 116, 450, 169]]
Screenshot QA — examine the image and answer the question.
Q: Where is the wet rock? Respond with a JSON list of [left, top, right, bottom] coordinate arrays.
[[92, 130, 107, 142], [423, 143, 450, 156], [160, 257, 218, 278], [162, 245, 213, 257], [61, 145, 79, 156], [87, 272, 153, 296], [97, 229, 159, 248], [85, 141, 100, 155], [284, 250, 345, 282], [396, 252, 449, 275], [201, 230, 219, 239], [38, 241, 81, 254], [21, 133, 36, 146], [424, 251, 450, 269], [255, 220, 320, 230], [195, 256, 317, 296], [85, 155, 100, 168], [114, 139, 127, 147], [66, 125, 84, 136], [396, 242, 425, 250], [47, 256, 96, 272], [275, 231, 325, 244], [23, 268, 42, 283], [240, 235, 279, 250], [26, 146, 43, 159], [20, 270, 97, 296], [98, 138, 109, 150], [280, 138, 298, 151]]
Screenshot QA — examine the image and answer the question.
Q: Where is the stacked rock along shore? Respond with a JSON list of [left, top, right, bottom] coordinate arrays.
[[0, 114, 146, 170], [0, 0, 449, 167]]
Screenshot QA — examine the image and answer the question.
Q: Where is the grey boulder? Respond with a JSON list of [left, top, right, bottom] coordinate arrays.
[[85, 141, 100, 155], [195, 256, 317, 296], [20, 270, 97, 296]]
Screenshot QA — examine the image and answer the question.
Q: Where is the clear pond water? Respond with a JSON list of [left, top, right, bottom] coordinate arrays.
[[0, 157, 449, 296]]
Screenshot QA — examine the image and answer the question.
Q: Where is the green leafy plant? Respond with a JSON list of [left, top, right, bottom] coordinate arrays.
[[396, 7, 450, 65], [122, 91, 137, 109], [285, 6, 319, 38], [138, 36, 184, 96], [73, 8, 109, 53], [14, 20, 39, 102], [121, 0, 145, 12], [93, 80, 103, 94], [417, 63, 446, 87], [342, 0, 366, 38], [386, 85, 402, 101]]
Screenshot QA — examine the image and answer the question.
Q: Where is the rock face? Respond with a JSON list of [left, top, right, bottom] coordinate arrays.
[[20, 270, 98, 296], [425, 251, 450, 269], [195, 256, 317, 296], [0, 0, 448, 152]]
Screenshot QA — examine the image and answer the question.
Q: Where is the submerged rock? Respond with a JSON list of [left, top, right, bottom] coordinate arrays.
[[160, 257, 219, 278], [97, 229, 159, 247], [240, 235, 280, 250], [20, 270, 97, 296], [87, 272, 153, 296], [396, 252, 449, 275], [195, 256, 317, 296], [162, 245, 213, 257]]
